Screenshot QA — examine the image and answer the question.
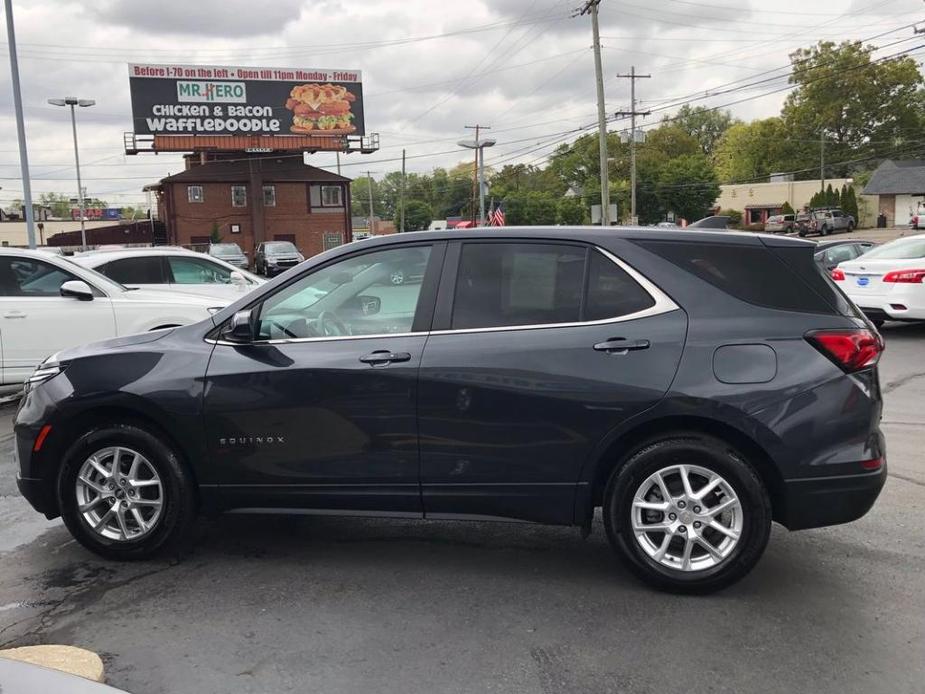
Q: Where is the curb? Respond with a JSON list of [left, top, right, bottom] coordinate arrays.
[[0, 645, 105, 682]]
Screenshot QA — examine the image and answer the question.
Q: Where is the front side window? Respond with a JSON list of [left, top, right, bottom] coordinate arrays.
[[321, 185, 343, 207], [188, 186, 204, 203], [263, 185, 276, 207], [450, 243, 654, 330], [0, 257, 79, 296], [231, 185, 247, 208], [168, 256, 235, 285], [256, 245, 431, 340], [100, 257, 167, 284]]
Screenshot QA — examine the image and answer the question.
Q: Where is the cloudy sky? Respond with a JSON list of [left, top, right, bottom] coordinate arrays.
[[1, 0, 923, 210]]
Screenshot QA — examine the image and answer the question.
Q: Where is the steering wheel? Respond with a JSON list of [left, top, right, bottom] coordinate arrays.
[[318, 311, 349, 337]]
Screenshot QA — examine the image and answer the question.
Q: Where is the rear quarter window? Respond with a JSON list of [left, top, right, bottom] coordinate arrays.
[[635, 240, 838, 314]]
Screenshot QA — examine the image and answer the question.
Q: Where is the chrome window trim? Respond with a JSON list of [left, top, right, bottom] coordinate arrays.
[[207, 245, 678, 346]]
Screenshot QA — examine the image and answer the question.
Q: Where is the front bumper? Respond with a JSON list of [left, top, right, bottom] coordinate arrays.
[[779, 466, 886, 530]]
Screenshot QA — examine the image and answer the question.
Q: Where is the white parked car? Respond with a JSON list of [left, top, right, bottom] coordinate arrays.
[[832, 233, 925, 325], [0, 249, 224, 385], [72, 248, 264, 301]]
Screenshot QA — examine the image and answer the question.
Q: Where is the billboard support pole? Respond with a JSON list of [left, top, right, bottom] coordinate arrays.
[[4, 0, 36, 248]]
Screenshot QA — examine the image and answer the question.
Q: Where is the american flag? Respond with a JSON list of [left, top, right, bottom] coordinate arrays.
[[488, 201, 505, 227]]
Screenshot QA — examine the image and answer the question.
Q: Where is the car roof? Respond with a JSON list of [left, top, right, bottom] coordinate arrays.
[[347, 225, 817, 249], [73, 248, 208, 265]]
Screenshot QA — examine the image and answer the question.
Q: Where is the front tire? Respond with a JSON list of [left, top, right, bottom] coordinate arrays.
[[57, 423, 196, 560], [603, 434, 772, 593]]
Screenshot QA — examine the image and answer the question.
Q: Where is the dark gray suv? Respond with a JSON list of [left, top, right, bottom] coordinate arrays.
[[14, 227, 886, 593]]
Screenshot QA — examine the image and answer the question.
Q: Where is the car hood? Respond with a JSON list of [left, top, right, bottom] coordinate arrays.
[[115, 287, 226, 307], [50, 327, 175, 364]]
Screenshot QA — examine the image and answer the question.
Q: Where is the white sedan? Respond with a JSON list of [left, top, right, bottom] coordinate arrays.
[[832, 233, 925, 325], [72, 248, 264, 302], [0, 249, 224, 385]]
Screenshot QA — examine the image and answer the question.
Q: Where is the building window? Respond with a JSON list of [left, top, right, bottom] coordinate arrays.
[[231, 185, 247, 208], [321, 185, 343, 207], [263, 185, 276, 207], [188, 186, 204, 203]]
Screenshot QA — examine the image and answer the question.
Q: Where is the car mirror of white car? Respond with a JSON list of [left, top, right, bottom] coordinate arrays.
[[60, 280, 95, 301]]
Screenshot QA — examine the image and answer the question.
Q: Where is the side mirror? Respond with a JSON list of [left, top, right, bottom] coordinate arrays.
[[357, 295, 381, 316], [224, 309, 255, 343], [230, 270, 247, 286], [60, 280, 94, 301]]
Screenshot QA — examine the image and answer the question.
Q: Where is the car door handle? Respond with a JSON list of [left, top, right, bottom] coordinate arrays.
[[359, 350, 412, 365], [3, 311, 26, 319], [593, 338, 650, 354]]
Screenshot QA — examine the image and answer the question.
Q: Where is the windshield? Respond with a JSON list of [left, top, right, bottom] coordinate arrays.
[[211, 243, 243, 257], [60, 255, 128, 292], [859, 237, 925, 260], [265, 241, 298, 254]]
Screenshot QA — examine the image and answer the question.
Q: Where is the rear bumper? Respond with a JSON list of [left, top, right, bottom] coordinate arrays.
[[16, 475, 59, 519], [779, 466, 886, 531]]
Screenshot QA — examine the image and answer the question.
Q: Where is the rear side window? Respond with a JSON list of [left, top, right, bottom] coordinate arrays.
[[451, 243, 656, 329], [100, 257, 167, 284], [585, 250, 655, 321], [636, 240, 836, 314]]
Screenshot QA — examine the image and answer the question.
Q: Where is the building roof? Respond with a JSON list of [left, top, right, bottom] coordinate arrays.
[[148, 156, 350, 188], [862, 159, 925, 195]]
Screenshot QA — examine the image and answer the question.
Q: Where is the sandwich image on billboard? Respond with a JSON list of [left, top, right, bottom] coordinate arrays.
[[128, 63, 365, 137]]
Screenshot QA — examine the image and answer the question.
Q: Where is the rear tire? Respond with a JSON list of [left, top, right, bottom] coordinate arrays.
[[603, 434, 772, 594], [57, 423, 196, 561]]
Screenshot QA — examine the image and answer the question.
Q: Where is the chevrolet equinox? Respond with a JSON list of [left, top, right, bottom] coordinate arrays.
[[15, 227, 886, 593]]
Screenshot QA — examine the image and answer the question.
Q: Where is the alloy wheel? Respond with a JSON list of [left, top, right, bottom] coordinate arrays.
[[630, 464, 743, 572], [75, 446, 164, 542]]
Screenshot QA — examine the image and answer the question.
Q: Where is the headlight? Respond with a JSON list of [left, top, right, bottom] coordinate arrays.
[[27, 362, 66, 387], [267, 258, 278, 265], [207, 306, 224, 315]]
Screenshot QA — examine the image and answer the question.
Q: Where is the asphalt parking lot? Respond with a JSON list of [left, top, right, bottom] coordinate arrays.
[[1, 322, 923, 694]]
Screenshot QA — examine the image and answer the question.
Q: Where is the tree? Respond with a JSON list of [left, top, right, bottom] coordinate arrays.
[[783, 40, 925, 177], [503, 191, 559, 226], [714, 118, 810, 183], [842, 185, 860, 221], [38, 192, 71, 218], [781, 201, 795, 215], [395, 200, 433, 231], [670, 106, 738, 158], [210, 222, 222, 243], [655, 154, 720, 223], [825, 183, 836, 207], [556, 197, 586, 225]]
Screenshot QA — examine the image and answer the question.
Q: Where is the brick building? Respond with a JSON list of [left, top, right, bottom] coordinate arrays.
[[146, 155, 352, 258]]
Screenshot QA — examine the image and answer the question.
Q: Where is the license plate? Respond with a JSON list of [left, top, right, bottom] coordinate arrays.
[[856, 276, 871, 287]]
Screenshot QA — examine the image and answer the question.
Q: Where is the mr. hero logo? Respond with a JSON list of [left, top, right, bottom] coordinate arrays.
[[177, 80, 246, 103]]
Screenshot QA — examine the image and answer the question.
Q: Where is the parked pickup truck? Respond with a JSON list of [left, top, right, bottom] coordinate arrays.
[[798, 208, 855, 237]]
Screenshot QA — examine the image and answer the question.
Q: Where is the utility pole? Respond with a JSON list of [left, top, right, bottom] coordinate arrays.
[[615, 66, 651, 225], [460, 125, 495, 226], [336, 151, 341, 176], [399, 149, 406, 233], [820, 129, 825, 194], [4, 0, 36, 248], [577, 0, 610, 226], [365, 171, 376, 235]]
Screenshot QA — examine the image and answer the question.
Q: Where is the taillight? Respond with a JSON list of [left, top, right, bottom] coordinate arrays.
[[805, 329, 883, 372], [831, 268, 845, 281], [882, 268, 925, 283]]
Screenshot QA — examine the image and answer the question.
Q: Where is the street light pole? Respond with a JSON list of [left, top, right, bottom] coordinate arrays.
[[48, 97, 95, 249], [5, 0, 36, 248], [459, 127, 496, 226]]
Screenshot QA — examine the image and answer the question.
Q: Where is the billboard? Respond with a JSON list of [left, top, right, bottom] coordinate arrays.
[[128, 63, 365, 138]]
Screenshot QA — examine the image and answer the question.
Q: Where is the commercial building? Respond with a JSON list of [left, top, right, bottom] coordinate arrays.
[[861, 159, 925, 227], [713, 177, 871, 225], [146, 154, 352, 257]]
